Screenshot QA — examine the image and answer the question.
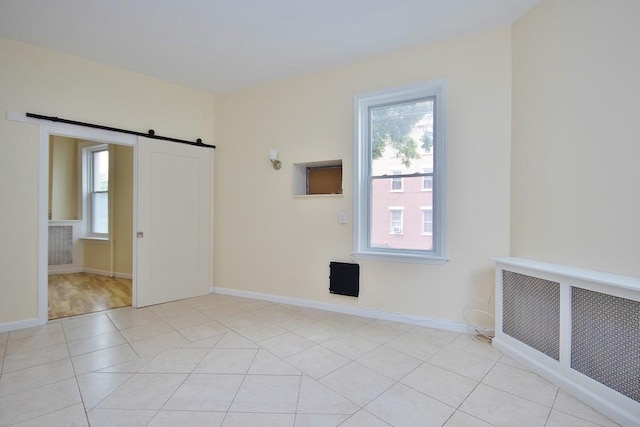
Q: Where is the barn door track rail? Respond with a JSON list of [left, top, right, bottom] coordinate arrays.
[[26, 113, 215, 149]]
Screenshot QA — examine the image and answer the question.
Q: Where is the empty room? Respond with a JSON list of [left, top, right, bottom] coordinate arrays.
[[0, 0, 638, 426]]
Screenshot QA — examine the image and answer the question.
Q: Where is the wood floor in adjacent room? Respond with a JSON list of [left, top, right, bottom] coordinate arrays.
[[48, 273, 132, 320]]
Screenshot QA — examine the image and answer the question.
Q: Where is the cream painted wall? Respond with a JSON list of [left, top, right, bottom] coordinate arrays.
[[49, 135, 79, 220], [214, 28, 512, 324], [0, 37, 215, 325], [511, 0, 640, 277]]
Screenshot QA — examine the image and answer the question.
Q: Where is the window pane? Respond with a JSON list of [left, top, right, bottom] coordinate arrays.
[[92, 192, 108, 234], [422, 175, 433, 190], [370, 176, 433, 250], [92, 150, 109, 192], [370, 98, 434, 177]]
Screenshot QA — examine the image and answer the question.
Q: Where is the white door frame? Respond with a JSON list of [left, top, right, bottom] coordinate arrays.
[[8, 112, 140, 325]]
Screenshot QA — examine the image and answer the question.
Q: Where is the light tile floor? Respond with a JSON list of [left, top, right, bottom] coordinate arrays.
[[0, 293, 621, 426]]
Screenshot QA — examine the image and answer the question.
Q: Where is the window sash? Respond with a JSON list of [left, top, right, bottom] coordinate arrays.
[[354, 80, 447, 263]]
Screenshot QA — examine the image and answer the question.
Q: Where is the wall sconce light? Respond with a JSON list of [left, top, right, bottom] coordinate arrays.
[[269, 149, 282, 170]]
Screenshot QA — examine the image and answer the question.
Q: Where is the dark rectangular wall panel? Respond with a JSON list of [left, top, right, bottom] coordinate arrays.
[[330, 262, 359, 297]]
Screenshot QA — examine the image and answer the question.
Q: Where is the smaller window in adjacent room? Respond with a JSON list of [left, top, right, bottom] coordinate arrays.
[[83, 144, 109, 238]]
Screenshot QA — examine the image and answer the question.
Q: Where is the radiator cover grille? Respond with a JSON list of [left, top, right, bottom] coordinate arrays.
[[571, 287, 640, 402], [502, 270, 560, 360]]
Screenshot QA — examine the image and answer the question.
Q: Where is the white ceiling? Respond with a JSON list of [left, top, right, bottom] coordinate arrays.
[[0, 0, 540, 94]]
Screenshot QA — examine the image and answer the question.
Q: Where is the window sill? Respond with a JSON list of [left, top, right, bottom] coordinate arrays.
[[353, 251, 449, 265], [80, 237, 110, 244]]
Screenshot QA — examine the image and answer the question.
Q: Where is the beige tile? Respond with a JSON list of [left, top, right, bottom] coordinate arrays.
[[68, 331, 127, 356], [97, 355, 154, 373], [482, 362, 558, 407], [71, 343, 138, 375], [120, 321, 173, 342], [447, 334, 502, 362], [371, 319, 416, 332], [320, 362, 395, 407], [159, 310, 211, 330], [63, 321, 118, 342], [87, 408, 156, 426], [297, 376, 359, 415], [460, 384, 550, 427], [498, 354, 532, 371], [213, 331, 259, 349], [285, 345, 349, 379], [357, 346, 422, 380], [292, 320, 345, 343], [194, 348, 257, 374], [322, 313, 372, 331], [294, 414, 350, 427], [351, 322, 403, 344], [223, 412, 295, 426], [107, 307, 161, 330], [129, 331, 189, 356], [260, 332, 316, 358], [366, 383, 455, 427], [321, 333, 379, 360], [178, 320, 229, 342], [217, 313, 262, 330], [0, 378, 81, 425], [339, 410, 390, 426], [247, 349, 301, 375], [0, 358, 75, 398], [148, 410, 226, 426], [385, 333, 444, 360], [230, 375, 300, 413], [400, 362, 477, 407], [96, 373, 187, 410], [443, 411, 493, 427], [5, 330, 66, 355], [408, 326, 461, 345], [11, 403, 88, 427], [163, 373, 244, 411], [429, 348, 496, 381], [2, 343, 69, 373], [61, 312, 112, 330], [553, 390, 619, 427], [546, 409, 605, 427], [77, 372, 133, 409], [139, 347, 210, 373], [236, 321, 288, 343], [182, 335, 223, 348], [8, 323, 62, 341]]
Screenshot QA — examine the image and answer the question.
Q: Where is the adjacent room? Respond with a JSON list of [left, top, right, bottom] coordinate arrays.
[[0, 0, 638, 426]]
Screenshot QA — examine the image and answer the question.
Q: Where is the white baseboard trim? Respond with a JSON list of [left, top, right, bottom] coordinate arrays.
[[0, 317, 39, 333], [48, 267, 83, 275], [76, 268, 132, 279], [210, 286, 467, 333]]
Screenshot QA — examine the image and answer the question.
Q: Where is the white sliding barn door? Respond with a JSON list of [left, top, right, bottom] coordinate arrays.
[[136, 137, 212, 307]]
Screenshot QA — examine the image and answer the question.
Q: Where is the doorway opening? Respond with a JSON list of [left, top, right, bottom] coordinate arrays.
[[47, 135, 134, 320], [37, 121, 138, 324]]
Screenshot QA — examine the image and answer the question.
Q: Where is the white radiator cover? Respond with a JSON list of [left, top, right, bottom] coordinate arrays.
[[492, 257, 640, 427]]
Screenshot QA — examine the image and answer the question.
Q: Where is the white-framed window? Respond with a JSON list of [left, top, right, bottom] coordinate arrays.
[[82, 144, 109, 238], [354, 80, 447, 263], [421, 207, 433, 235], [390, 170, 403, 191], [389, 208, 404, 234]]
